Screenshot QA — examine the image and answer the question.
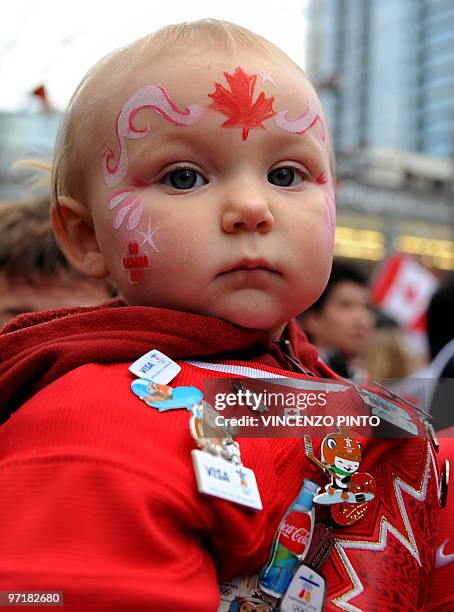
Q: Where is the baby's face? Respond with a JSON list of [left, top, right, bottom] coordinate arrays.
[[89, 50, 335, 335]]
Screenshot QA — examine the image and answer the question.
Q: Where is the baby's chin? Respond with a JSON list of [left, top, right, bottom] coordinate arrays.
[[211, 298, 293, 336], [224, 312, 285, 332]]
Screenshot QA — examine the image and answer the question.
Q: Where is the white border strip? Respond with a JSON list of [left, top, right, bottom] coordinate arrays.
[[184, 360, 350, 393]]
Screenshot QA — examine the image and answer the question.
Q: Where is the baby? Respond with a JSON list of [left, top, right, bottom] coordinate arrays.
[[0, 19, 444, 612], [52, 21, 335, 333]]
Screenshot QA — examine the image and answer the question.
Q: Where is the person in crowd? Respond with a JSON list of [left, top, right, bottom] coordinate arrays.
[[298, 259, 375, 378], [0, 19, 447, 611], [0, 189, 114, 328], [407, 273, 454, 429], [364, 314, 416, 384]]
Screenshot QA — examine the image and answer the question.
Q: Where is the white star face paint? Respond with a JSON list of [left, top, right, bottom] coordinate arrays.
[[258, 67, 277, 87], [136, 217, 159, 252], [102, 85, 203, 188]]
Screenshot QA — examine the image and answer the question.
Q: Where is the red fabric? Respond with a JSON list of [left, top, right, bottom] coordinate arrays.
[[432, 428, 454, 611], [0, 302, 444, 611], [0, 301, 320, 420]]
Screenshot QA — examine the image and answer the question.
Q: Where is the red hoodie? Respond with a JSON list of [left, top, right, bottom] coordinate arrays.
[[0, 302, 446, 611]]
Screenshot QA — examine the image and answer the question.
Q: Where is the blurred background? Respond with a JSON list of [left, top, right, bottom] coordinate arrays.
[[1, 0, 454, 406], [308, 0, 454, 274]]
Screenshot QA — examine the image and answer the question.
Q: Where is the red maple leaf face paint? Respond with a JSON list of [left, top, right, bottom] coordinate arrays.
[[208, 67, 276, 140]]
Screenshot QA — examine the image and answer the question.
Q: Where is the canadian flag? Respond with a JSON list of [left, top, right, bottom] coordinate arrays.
[[371, 253, 438, 332]]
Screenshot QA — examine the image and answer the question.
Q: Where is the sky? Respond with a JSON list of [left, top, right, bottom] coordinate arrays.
[[0, 0, 308, 111]]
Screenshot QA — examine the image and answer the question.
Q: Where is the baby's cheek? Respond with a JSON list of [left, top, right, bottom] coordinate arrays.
[[315, 171, 336, 247], [319, 185, 336, 251], [103, 195, 165, 281]]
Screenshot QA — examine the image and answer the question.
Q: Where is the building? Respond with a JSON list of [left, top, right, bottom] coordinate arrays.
[[0, 112, 60, 200], [306, 0, 454, 273], [307, 0, 454, 157], [335, 148, 454, 271]]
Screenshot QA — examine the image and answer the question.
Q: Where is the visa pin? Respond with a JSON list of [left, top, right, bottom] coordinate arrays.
[[190, 401, 262, 511], [129, 349, 181, 385]]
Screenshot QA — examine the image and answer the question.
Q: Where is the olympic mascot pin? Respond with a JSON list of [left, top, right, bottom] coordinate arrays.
[[304, 426, 376, 525]]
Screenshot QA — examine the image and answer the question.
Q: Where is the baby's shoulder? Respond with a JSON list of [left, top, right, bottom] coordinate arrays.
[[1, 362, 195, 478]]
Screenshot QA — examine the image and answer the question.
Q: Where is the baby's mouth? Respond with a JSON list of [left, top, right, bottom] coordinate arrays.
[[218, 258, 279, 276]]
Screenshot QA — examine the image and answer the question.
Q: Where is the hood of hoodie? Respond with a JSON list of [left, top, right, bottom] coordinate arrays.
[[0, 299, 321, 421]]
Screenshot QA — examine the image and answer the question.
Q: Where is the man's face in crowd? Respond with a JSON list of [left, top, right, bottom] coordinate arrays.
[[305, 280, 376, 358]]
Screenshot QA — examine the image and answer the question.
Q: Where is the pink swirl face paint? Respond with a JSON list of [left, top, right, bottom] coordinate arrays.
[[104, 86, 202, 284], [275, 98, 334, 235], [102, 85, 203, 187], [275, 97, 326, 142]]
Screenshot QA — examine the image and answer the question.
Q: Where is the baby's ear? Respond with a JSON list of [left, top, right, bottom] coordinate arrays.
[[52, 196, 108, 279]]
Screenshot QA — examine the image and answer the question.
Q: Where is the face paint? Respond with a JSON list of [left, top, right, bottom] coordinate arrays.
[[324, 190, 336, 232], [275, 97, 326, 141], [258, 67, 277, 87], [108, 190, 144, 231], [136, 217, 159, 252], [316, 171, 328, 185], [208, 67, 276, 140], [315, 172, 336, 232], [122, 241, 150, 284], [102, 85, 203, 187]]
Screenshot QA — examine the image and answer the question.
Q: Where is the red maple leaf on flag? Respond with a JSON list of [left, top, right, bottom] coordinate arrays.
[[208, 67, 276, 140]]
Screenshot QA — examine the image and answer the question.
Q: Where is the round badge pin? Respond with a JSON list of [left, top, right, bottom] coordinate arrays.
[[331, 472, 377, 526]]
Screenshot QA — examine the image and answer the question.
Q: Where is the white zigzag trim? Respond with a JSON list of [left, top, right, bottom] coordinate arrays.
[[332, 543, 364, 612], [332, 442, 433, 609]]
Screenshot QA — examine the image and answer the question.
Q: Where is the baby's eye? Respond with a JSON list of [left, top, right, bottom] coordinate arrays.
[[162, 168, 207, 190], [267, 166, 305, 187]]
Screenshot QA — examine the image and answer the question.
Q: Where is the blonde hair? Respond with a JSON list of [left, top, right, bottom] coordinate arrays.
[[365, 328, 416, 383], [52, 18, 334, 207]]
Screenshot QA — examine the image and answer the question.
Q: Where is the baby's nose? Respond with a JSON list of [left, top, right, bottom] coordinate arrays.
[[221, 196, 274, 234]]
